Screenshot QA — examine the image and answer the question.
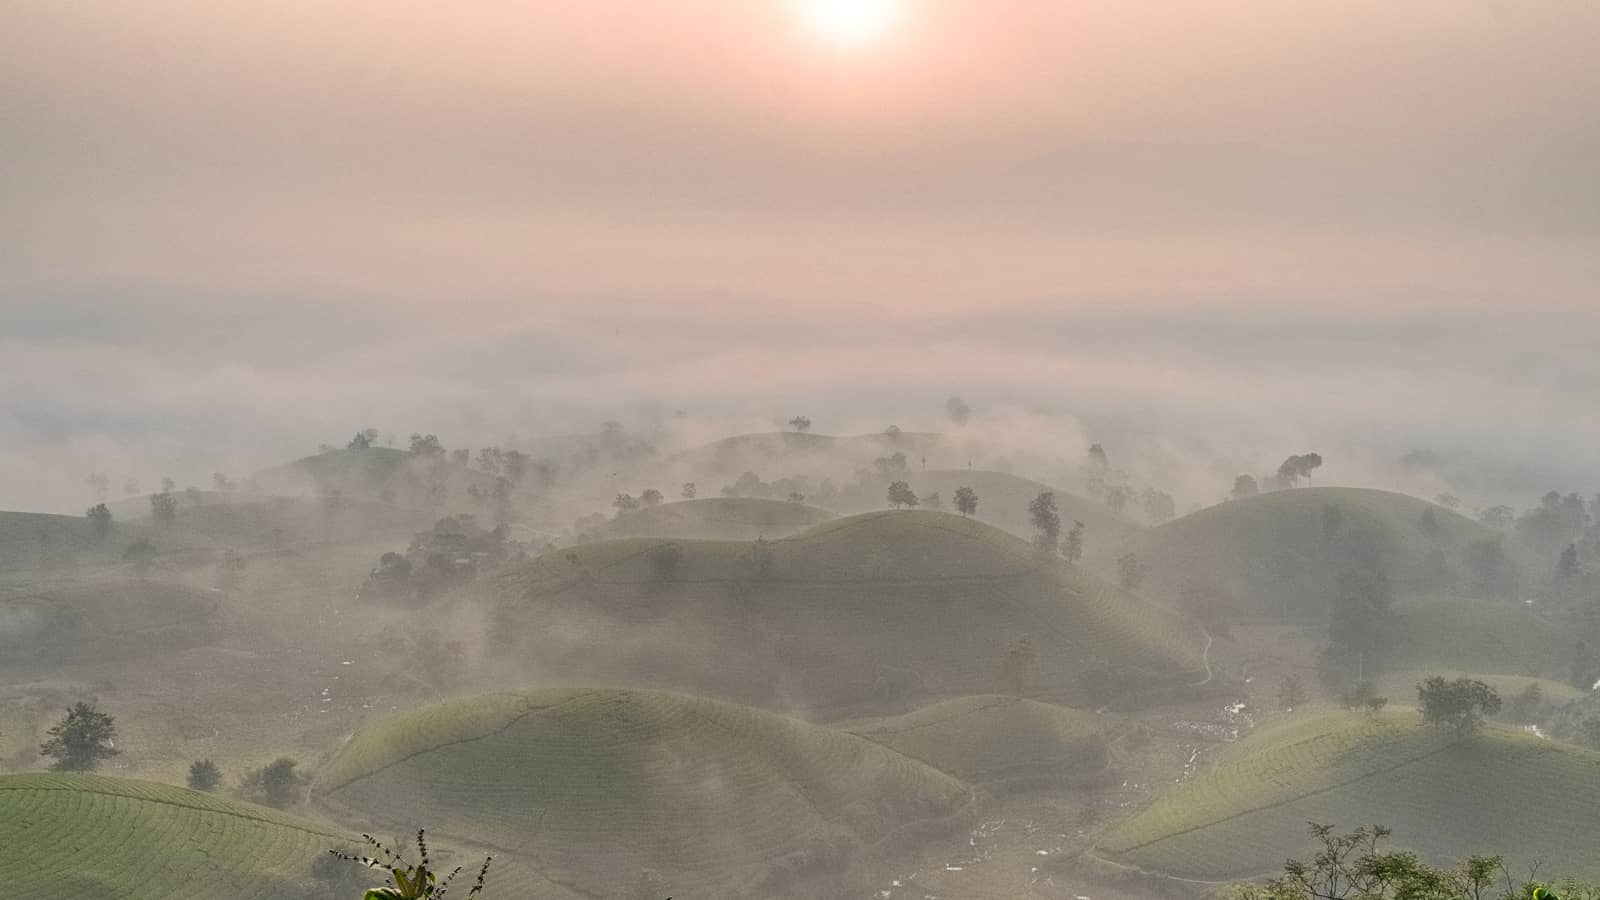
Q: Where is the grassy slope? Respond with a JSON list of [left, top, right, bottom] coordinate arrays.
[[1117, 487, 1498, 621], [314, 687, 976, 899], [253, 447, 499, 505], [461, 510, 1203, 713], [1099, 710, 1600, 879], [600, 497, 836, 541], [838, 469, 1136, 548], [1385, 597, 1571, 682], [839, 694, 1110, 783], [0, 578, 221, 665], [0, 773, 351, 900]]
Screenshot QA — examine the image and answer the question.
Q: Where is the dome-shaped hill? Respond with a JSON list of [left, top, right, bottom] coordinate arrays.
[[841, 695, 1110, 785], [0, 773, 352, 900], [314, 687, 976, 899], [1113, 487, 1500, 621], [600, 497, 836, 541], [1098, 709, 1600, 880], [253, 447, 499, 507], [0, 578, 220, 666], [834, 469, 1135, 547], [455, 511, 1203, 713]]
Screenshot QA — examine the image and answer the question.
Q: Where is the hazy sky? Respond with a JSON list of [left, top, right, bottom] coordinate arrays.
[[2, 1, 1598, 510]]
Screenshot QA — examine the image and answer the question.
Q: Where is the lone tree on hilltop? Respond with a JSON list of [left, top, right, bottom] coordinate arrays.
[[188, 759, 222, 791], [1062, 520, 1085, 563], [681, 482, 697, 499], [40, 702, 119, 771], [86, 503, 113, 538], [612, 493, 641, 515], [887, 481, 919, 509], [1029, 491, 1061, 550], [954, 486, 978, 517], [1417, 676, 1501, 733], [640, 488, 664, 508], [945, 396, 971, 427], [1231, 474, 1260, 500], [787, 415, 812, 433], [1277, 452, 1324, 488]]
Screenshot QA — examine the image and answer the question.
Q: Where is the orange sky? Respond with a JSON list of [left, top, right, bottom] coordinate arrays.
[[3, 0, 1597, 310]]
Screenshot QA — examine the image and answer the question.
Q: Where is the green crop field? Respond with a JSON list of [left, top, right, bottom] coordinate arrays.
[[453, 510, 1204, 713], [1098, 710, 1600, 880], [599, 496, 836, 541], [1114, 487, 1499, 621], [0, 773, 354, 900], [840, 694, 1110, 783], [315, 687, 978, 900]]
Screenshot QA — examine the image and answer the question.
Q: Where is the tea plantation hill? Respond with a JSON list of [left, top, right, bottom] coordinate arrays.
[[1097, 709, 1600, 881], [447, 510, 1205, 715], [1112, 487, 1500, 622], [598, 496, 836, 541], [0, 773, 356, 900], [833, 468, 1136, 547], [840, 694, 1112, 786], [313, 687, 977, 900]]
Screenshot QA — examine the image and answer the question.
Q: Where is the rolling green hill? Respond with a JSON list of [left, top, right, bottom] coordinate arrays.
[[840, 694, 1110, 784], [253, 447, 500, 507], [1383, 597, 1570, 681], [599, 497, 836, 541], [854, 468, 1136, 547], [1114, 487, 1501, 621], [0, 773, 352, 900], [0, 578, 221, 666], [314, 687, 977, 899], [455, 510, 1204, 713], [1098, 710, 1600, 880]]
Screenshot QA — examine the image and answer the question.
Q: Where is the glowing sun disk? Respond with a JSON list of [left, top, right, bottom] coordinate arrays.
[[800, 0, 903, 49]]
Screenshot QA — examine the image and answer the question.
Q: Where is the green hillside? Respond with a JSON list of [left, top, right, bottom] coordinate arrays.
[[1115, 487, 1500, 621], [1384, 597, 1570, 681], [600, 497, 836, 541], [0, 578, 221, 666], [1098, 710, 1600, 880], [109, 492, 429, 544], [315, 687, 977, 899], [836, 469, 1135, 548], [0, 773, 351, 900], [456, 510, 1204, 713], [253, 447, 499, 506], [840, 694, 1110, 784]]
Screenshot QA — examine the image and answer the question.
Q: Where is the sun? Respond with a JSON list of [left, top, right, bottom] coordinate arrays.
[[798, 0, 904, 49]]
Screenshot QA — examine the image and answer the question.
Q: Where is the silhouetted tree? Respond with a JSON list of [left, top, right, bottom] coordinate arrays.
[[1062, 520, 1085, 563], [954, 486, 978, 517], [1558, 543, 1581, 580], [409, 433, 445, 456], [681, 482, 697, 500], [1141, 488, 1176, 523], [1417, 676, 1500, 733], [40, 703, 119, 771], [86, 503, 113, 537], [612, 493, 641, 515], [1507, 681, 1543, 723], [1117, 552, 1147, 591], [886, 481, 919, 509], [883, 424, 902, 440], [945, 396, 971, 427], [149, 490, 178, 525], [238, 757, 307, 808], [1104, 485, 1132, 515], [188, 759, 222, 791], [1029, 491, 1061, 548], [348, 428, 377, 450], [1278, 674, 1306, 711], [640, 488, 664, 508], [1277, 453, 1324, 487]]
